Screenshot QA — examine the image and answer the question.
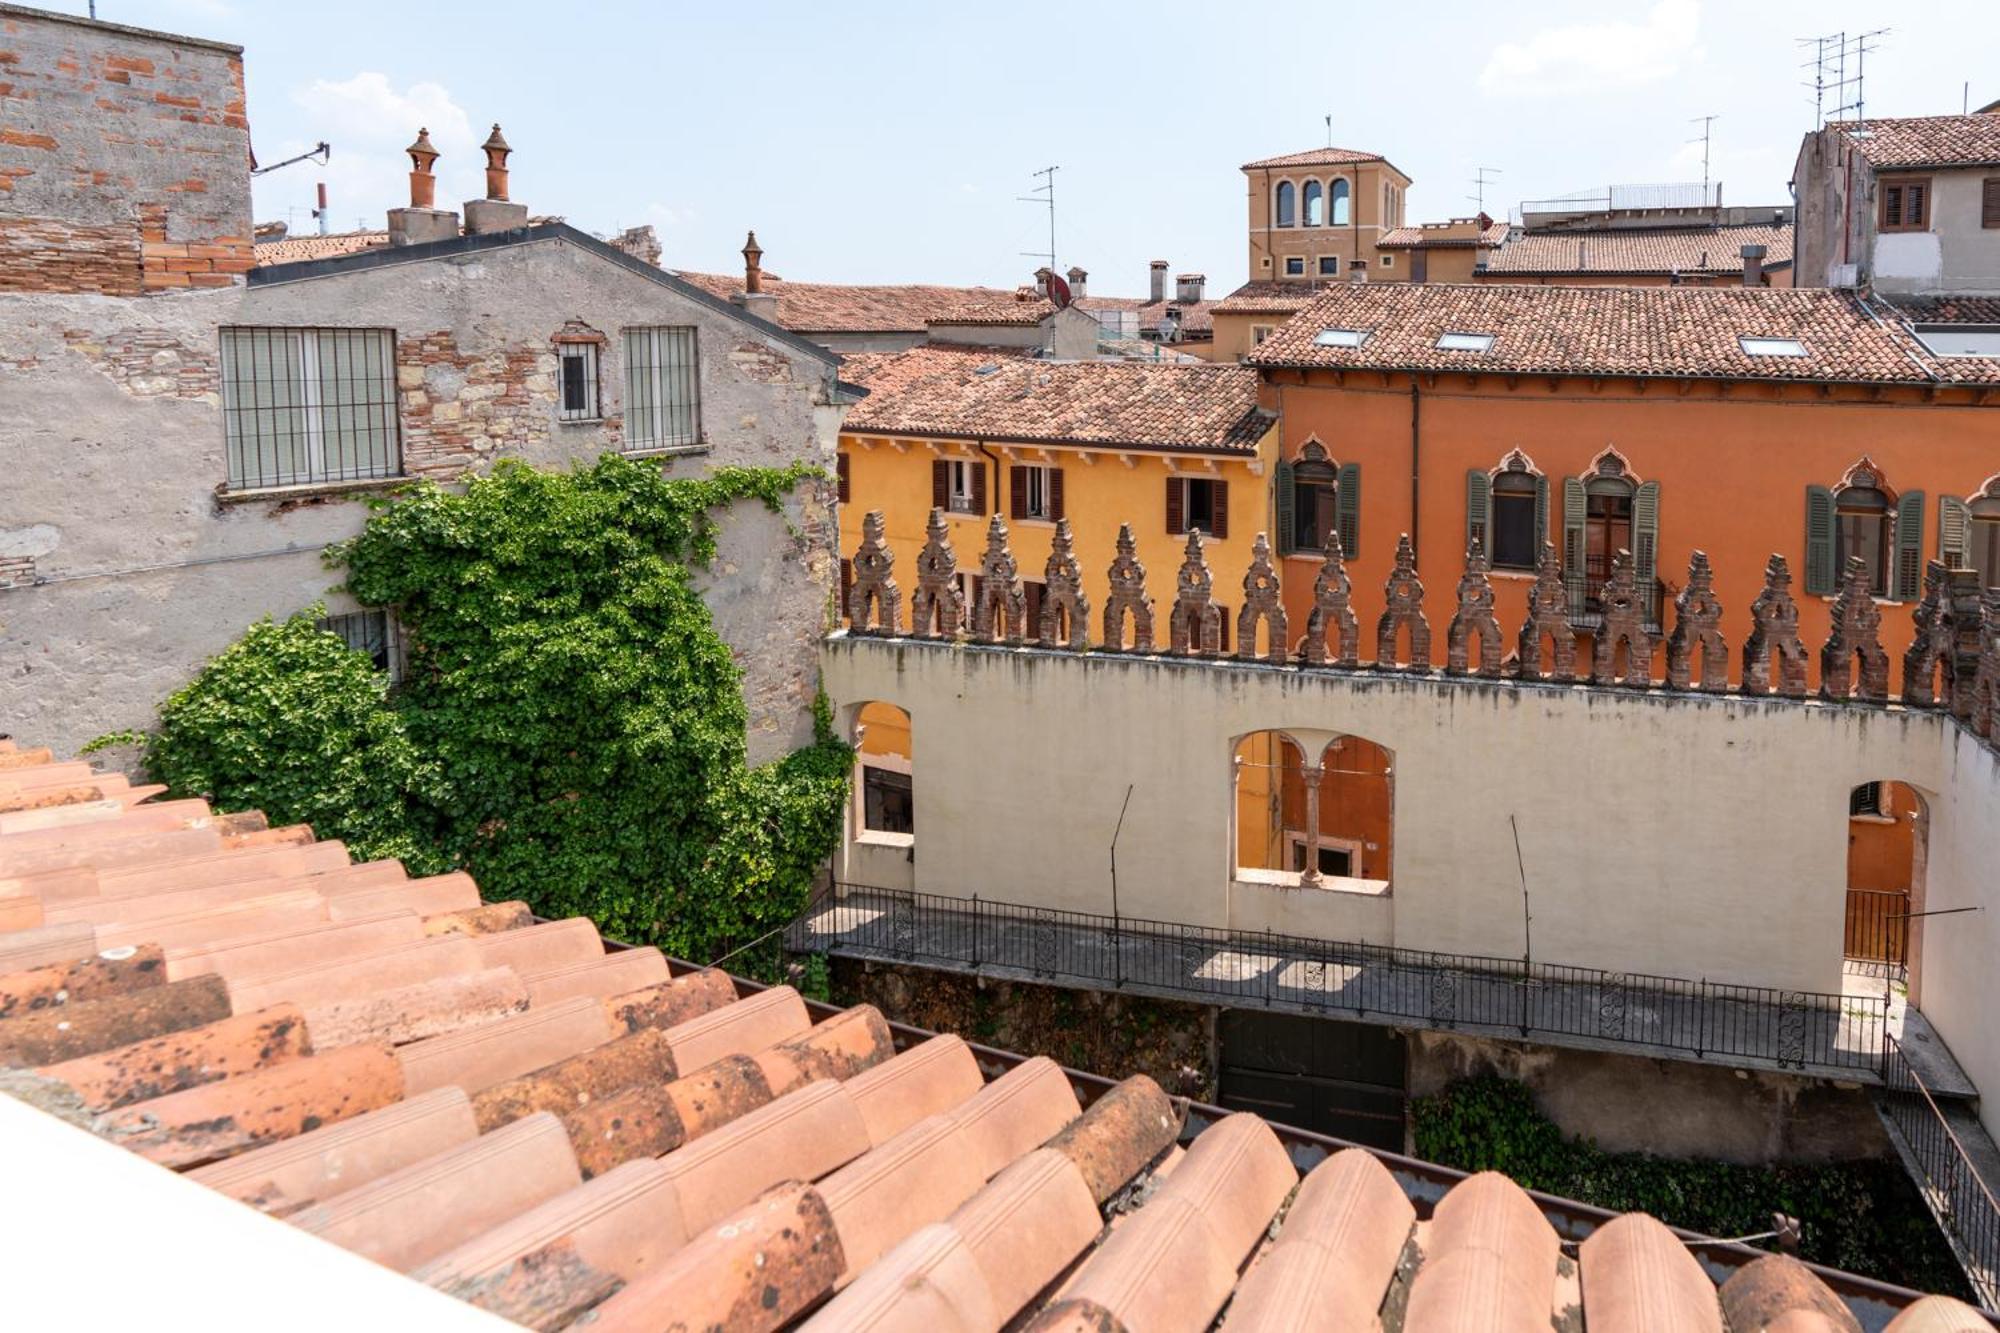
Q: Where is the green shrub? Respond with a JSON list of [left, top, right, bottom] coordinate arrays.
[[122, 454, 849, 964], [1412, 1076, 1970, 1296]]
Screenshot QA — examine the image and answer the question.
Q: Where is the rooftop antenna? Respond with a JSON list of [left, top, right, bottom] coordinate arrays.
[[1324, 113, 1333, 148], [1468, 166, 1501, 213], [1016, 166, 1059, 274], [1797, 29, 1889, 127], [1688, 115, 1719, 203]]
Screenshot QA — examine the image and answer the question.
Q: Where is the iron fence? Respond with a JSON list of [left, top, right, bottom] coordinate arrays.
[[1882, 1036, 2000, 1311], [1845, 889, 1912, 973], [1564, 554, 1666, 629], [790, 885, 1890, 1079]]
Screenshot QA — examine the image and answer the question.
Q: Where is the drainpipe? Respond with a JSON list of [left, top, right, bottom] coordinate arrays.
[[977, 442, 1003, 517], [1409, 380, 1422, 557]]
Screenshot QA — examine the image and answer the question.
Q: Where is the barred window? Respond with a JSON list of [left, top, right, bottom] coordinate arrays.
[[220, 327, 399, 489], [557, 342, 599, 421], [622, 326, 701, 449], [316, 608, 400, 682]]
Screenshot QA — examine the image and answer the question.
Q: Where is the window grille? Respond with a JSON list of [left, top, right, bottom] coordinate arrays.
[[558, 342, 599, 421], [221, 327, 400, 489], [622, 326, 701, 448], [316, 608, 399, 681]]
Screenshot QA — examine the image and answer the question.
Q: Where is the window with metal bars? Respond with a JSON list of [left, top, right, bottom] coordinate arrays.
[[220, 327, 401, 489], [316, 608, 400, 682], [621, 326, 701, 449], [557, 342, 599, 421]]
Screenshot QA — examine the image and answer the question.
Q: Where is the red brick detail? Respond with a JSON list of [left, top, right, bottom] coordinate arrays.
[[0, 215, 142, 294], [398, 331, 577, 478], [1, 128, 55, 150], [62, 327, 220, 399]]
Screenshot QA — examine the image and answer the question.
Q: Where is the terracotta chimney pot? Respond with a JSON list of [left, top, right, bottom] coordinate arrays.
[[743, 230, 764, 294], [480, 123, 513, 202], [406, 128, 439, 208]]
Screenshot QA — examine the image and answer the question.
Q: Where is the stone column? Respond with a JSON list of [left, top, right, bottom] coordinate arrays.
[[1299, 762, 1325, 888]]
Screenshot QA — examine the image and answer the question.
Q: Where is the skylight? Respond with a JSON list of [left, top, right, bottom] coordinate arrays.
[[1435, 332, 1495, 352], [1740, 336, 1808, 357], [1313, 328, 1367, 348], [1914, 325, 2000, 358]]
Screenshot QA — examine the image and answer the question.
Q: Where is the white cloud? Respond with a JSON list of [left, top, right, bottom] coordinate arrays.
[[1478, 1, 1702, 98], [272, 73, 483, 231]]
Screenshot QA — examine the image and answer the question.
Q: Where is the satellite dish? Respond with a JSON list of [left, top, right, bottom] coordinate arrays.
[[1047, 272, 1073, 308]]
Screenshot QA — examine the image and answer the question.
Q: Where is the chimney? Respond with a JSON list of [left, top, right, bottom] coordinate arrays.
[[463, 123, 529, 235], [608, 224, 661, 268], [1740, 243, 1768, 287], [386, 126, 461, 246], [1149, 260, 1167, 303], [1033, 267, 1054, 299], [743, 230, 765, 293], [1176, 272, 1206, 304], [1348, 259, 1368, 284], [1067, 265, 1088, 299]]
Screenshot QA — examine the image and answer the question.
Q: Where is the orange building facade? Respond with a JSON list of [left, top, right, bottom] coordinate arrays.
[[1245, 283, 2000, 694]]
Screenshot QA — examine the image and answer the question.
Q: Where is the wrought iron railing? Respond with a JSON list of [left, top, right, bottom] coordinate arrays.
[[1565, 553, 1666, 628], [790, 885, 1891, 1079], [1845, 888, 1912, 972], [1881, 1036, 2000, 1310]]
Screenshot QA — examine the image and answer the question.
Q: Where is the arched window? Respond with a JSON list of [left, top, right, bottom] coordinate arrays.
[[1232, 731, 1392, 885], [1971, 493, 2000, 588], [1560, 449, 1659, 621], [1292, 448, 1338, 551], [1835, 477, 1891, 595], [1275, 181, 1296, 228], [1946, 477, 2000, 590], [1330, 179, 1351, 226], [1491, 471, 1542, 570], [1303, 180, 1324, 227], [854, 701, 913, 838]]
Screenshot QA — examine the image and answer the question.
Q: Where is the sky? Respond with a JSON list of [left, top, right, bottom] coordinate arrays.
[[55, 0, 2000, 296]]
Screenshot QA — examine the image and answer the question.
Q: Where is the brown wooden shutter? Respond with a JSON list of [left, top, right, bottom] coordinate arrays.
[[1909, 181, 1928, 228], [840, 558, 852, 622], [1166, 476, 1185, 534], [1216, 602, 1230, 652], [1010, 465, 1028, 521], [1049, 467, 1066, 522], [971, 460, 987, 514], [837, 452, 850, 504], [1984, 178, 2000, 229], [1024, 580, 1043, 634], [1211, 479, 1230, 540], [931, 459, 948, 510]]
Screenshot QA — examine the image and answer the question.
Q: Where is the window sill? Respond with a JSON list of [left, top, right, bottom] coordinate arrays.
[[1491, 568, 1538, 581], [620, 443, 709, 460], [557, 416, 606, 427], [1233, 867, 1391, 898], [1849, 812, 1897, 825], [855, 829, 914, 849], [216, 475, 409, 505]]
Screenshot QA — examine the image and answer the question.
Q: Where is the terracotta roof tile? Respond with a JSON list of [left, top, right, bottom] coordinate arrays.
[[0, 741, 1984, 1327], [253, 230, 389, 265], [1482, 223, 1794, 276], [1834, 114, 2000, 169], [1214, 280, 1322, 316], [841, 344, 1270, 455], [1248, 282, 1969, 385], [675, 271, 1014, 334], [1242, 146, 1386, 169], [1075, 295, 1217, 337], [929, 295, 1058, 326], [1379, 220, 1512, 249]]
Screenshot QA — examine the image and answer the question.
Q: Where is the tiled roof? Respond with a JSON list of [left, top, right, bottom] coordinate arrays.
[[1246, 282, 1997, 385], [674, 272, 1014, 334], [1481, 223, 1794, 276], [1213, 280, 1321, 315], [1075, 295, 1217, 337], [1834, 114, 2000, 169], [839, 344, 1270, 454], [1242, 146, 1385, 169], [252, 230, 389, 265], [928, 295, 1058, 326], [0, 738, 1984, 1329], [1881, 294, 2000, 325], [1377, 221, 1511, 249]]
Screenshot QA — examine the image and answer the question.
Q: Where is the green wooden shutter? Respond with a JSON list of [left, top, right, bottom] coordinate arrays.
[[1804, 485, 1836, 595], [1940, 495, 1971, 568], [1893, 489, 1926, 600], [1274, 460, 1296, 555], [1633, 481, 1660, 591], [1336, 462, 1361, 557], [1561, 477, 1586, 572], [1465, 469, 1491, 555], [1533, 474, 1550, 549]]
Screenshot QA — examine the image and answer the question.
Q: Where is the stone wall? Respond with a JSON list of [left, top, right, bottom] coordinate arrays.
[[0, 7, 252, 295], [0, 233, 845, 764]]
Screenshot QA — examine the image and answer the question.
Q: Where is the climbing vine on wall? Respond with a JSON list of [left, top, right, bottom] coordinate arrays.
[[124, 454, 849, 963], [1412, 1076, 1970, 1297]]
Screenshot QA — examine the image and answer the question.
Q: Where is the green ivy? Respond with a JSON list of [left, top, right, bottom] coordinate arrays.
[[119, 454, 850, 964], [1412, 1076, 1971, 1297]]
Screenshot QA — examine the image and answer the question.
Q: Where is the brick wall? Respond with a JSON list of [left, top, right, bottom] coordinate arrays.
[[398, 330, 617, 477], [0, 7, 252, 295]]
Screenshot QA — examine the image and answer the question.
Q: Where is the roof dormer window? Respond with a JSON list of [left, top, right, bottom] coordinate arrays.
[[1313, 328, 1368, 348], [1435, 332, 1495, 353], [1740, 336, 1808, 357]]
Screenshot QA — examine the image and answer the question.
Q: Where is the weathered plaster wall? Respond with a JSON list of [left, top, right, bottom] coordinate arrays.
[[0, 235, 841, 763], [821, 635, 1954, 994], [1913, 727, 2000, 1142], [0, 6, 252, 294]]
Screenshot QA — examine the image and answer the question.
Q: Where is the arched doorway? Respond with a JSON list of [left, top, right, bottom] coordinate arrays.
[[1845, 780, 1927, 988], [1233, 730, 1393, 887], [844, 701, 915, 892]]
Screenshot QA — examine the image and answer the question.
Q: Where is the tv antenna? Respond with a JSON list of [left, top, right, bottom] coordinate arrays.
[[1688, 115, 1719, 201], [251, 142, 331, 177], [1797, 29, 1889, 127], [1468, 166, 1501, 213], [1324, 113, 1333, 148], [1017, 166, 1059, 274]]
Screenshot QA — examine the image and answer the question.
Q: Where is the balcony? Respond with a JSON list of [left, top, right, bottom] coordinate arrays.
[[1564, 552, 1666, 631]]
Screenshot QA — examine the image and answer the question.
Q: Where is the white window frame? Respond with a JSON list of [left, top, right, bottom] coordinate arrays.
[[557, 342, 600, 422], [947, 459, 977, 513], [220, 326, 401, 490], [1252, 324, 1277, 345], [316, 607, 402, 684], [621, 326, 702, 451], [1286, 830, 1365, 879], [1021, 464, 1052, 520], [1436, 331, 1495, 352], [1740, 336, 1808, 358]]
